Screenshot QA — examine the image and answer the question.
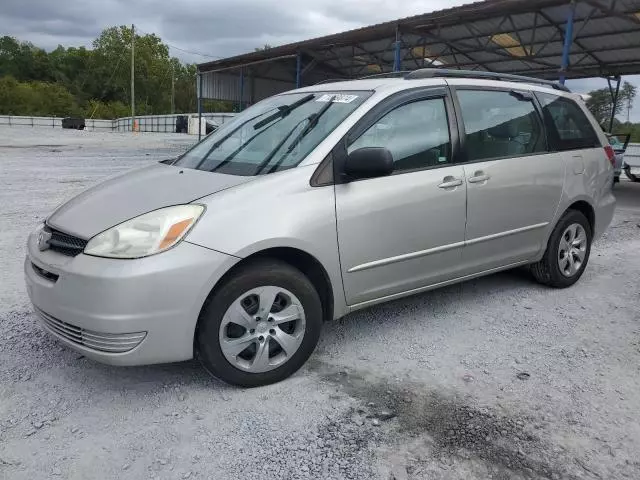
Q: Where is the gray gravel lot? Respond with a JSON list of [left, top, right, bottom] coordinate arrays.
[[1, 127, 639, 480]]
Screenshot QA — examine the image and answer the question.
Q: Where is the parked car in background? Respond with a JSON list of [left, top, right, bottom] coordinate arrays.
[[25, 70, 616, 387], [606, 133, 630, 183], [623, 142, 640, 182]]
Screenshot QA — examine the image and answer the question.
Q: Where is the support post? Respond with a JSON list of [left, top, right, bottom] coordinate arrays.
[[607, 75, 621, 132], [239, 68, 245, 111], [170, 63, 175, 114], [393, 26, 402, 72], [197, 72, 203, 141], [296, 52, 302, 88], [131, 24, 135, 131], [559, 1, 576, 84]]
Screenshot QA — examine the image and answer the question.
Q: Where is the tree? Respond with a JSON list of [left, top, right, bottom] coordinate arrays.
[[0, 76, 80, 116], [585, 81, 637, 128], [0, 28, 240, 117], [621, 82, 637, 123]]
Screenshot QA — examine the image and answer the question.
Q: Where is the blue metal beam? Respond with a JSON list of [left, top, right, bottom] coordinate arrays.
[[296, 52, 302, 88], [393, 26, 402, 72], [559, 1, 576, 84]]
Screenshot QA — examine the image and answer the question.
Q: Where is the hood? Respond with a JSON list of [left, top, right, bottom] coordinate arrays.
[[47, 163, 254, 238]]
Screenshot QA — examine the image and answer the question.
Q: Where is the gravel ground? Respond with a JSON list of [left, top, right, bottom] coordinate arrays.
[[1, 127, 639, 480]]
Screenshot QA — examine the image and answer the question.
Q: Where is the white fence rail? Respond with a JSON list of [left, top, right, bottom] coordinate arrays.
[[0, 113, 235, 134]]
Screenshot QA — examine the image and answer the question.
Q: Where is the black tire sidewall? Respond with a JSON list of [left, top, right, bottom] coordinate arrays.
[[544, 210, 592, 287], [624, 168, 639, 182], [196, 259, 323, 388]]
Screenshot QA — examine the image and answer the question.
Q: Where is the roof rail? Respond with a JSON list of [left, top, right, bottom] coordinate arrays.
[[358, 71, 411, 80], [313, 78, 350, 85], [404, 68, 571, 92]]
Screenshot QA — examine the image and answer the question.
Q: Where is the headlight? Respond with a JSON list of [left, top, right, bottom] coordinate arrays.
[[84, 205, 204, 258]]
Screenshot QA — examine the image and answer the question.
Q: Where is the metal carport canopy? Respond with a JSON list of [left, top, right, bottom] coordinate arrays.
[[196, 0, 640, 103]]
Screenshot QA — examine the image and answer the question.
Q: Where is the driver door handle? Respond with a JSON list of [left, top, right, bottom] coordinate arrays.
[[438, 176, 463, 189]]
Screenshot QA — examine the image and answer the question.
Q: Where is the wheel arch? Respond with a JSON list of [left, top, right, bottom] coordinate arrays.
[[538, 197, 596, 261], [197, 246, 335, 326], [565, 199, 595, 234]]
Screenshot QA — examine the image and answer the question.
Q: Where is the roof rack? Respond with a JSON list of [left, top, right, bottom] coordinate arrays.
[[313, 78, 350, 85], [404, 68, 571, 92], [358, 71, 411, 80]]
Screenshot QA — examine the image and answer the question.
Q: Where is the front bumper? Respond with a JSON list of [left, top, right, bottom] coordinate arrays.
[[25, 227, 238, 366]]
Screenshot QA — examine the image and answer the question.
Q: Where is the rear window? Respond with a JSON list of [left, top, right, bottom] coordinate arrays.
[[536, 93, 600, 151]]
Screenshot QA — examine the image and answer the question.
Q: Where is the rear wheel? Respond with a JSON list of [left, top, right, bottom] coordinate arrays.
[[624, 167, 640, 182], [196, 259, 322, 387], [530, 210, 592, 288]]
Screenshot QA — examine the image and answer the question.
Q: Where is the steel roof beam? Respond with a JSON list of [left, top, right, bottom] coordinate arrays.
[[537, 10, 605, 72], [583, 0, 640, 24]]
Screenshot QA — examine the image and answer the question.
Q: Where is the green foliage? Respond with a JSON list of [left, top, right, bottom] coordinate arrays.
[[611, 121, 640, 142], [0, 75, 81, 116], [0, 29, 221, 117], [84, 99, 130, 119], [585, 81, 637, 128]]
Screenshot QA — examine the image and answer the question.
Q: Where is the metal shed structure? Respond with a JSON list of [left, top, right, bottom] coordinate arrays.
[[196, 0, 640, 108]]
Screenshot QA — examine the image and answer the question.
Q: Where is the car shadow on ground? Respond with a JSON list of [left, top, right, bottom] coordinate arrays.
[[319, 267, 541, 340], [29, 267, 540, 393]]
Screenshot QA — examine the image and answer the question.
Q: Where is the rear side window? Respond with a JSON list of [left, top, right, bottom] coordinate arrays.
[[536, 93, 600, 151], [457, 90, 546, 162]]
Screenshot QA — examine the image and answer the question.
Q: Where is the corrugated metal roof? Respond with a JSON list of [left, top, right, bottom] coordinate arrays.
[[198, 0, 640, 101]]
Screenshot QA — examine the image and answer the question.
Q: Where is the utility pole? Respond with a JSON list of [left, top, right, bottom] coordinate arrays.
[[130, 24, 135, 131], [171, 63, 175, 114]]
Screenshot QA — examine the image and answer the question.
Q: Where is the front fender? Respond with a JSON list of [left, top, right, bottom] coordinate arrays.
[[187, 166, 347, 318]]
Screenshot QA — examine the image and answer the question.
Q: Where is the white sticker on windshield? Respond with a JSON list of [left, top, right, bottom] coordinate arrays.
[[316, 94, 359, 103]]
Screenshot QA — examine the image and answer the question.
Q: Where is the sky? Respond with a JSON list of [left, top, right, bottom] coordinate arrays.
[[1, 0, 639, 121]]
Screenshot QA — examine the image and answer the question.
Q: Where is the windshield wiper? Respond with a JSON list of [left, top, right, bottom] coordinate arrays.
[[253, 94, 315, 130], [212, 115, 286, 171], [264, 96, 336, 174], [194, 108, 278, 170], [284, 96, 334, 155], [252, 119, 307, 175]]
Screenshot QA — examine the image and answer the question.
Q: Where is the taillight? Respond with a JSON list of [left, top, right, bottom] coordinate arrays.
[[604, 145, 615, 166]]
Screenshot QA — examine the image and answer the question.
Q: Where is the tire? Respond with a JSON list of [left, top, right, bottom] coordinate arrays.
[[196, 259, 323, 387], [530, 210, 592, 288], [624, 167, 640, 182]]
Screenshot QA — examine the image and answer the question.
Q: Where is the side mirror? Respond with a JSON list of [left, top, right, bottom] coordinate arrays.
[[344, 147, 394, 180]]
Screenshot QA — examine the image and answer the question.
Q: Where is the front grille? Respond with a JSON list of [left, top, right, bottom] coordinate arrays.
[[35, 308, 147, 353], [45, 226, 88, 257]]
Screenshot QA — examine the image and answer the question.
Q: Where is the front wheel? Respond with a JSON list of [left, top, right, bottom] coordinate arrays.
[[196, 259, 323, 387], [530, 210, 592, 288]]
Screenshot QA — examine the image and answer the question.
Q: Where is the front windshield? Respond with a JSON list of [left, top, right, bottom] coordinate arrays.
[[174, 91, 372, 176]]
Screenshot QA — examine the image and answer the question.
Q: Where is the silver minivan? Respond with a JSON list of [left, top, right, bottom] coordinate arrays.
[[25, 70, 616, 387]]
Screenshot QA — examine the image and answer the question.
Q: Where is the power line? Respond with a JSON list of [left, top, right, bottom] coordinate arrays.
[[134, 26, 223, 59], [166, 43, 224, 59]]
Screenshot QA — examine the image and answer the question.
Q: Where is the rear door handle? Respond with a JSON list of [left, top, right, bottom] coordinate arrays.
[[438, 177, 463, 189], [468, 171, 490, 183]]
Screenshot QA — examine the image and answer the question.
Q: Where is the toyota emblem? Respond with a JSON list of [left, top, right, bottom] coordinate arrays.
[[38, 230, 52, 251]]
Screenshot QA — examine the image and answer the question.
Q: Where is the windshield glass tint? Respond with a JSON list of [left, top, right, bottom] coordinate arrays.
[[174, 91, 371, 176]]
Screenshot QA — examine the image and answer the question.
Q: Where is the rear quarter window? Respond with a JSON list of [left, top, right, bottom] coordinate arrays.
[[536, 93, 600, 151]]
